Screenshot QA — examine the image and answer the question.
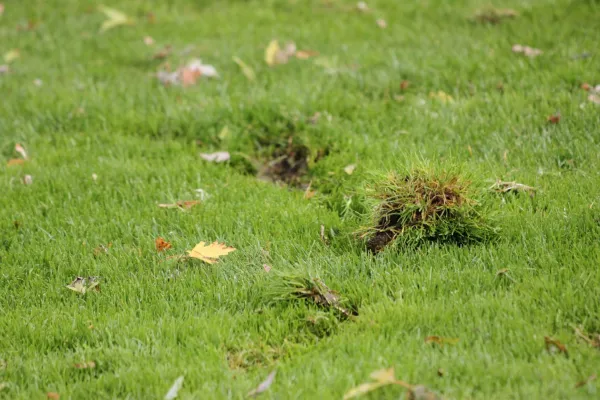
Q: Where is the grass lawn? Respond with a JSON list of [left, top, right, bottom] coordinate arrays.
[[1, 0, 600, 398]]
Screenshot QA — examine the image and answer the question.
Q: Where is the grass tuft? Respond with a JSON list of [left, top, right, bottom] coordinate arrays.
[[358, 167, 497, 252]]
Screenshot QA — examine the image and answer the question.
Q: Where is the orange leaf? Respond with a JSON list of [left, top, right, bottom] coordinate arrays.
[[425, 336, 459, 346], [547, 114, 560, 124], [47, 393, 60, 400], [7, 159, 24, 166], [155, 237, 172, 252], [544, 336, 568, 355]]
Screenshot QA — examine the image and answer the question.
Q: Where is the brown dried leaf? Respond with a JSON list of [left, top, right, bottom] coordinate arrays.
[[247, 371, 276, 397], [547, 114, 560, 124], [47, 392, 60, 400], [575, 374, 597, 388], [187, 241, 236, 264], [73, 361, 96, 369], [295, 50, 319, 59], [425, 336, 459, 346], [155, 237, 172, 252], [0, 4, 4, 16], [473, 8, 518, 24], [400, 80, 410, 90], [158, 200, 201, 210], [544, 336, 568, 356], [153, 45, 172, 59]]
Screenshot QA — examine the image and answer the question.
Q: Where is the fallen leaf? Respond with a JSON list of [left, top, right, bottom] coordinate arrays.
[[93, 242, 112, 256], [155, 237, 172, 252], [153, 45, 172, 59], [547, 114, 560, 124], [22, 175, 33, 185], [99, 5, 134, 33], [180, 68, 201, 87], [233, 56, 256, 81], [356, 2, 369, 12], [164, 376, 184, 400], [489, 180, 536, 195], [295, 50, 319, 59], [186, 59, 218, 78], [200, 151, 230, 162], [407, 385, 442, 400], [574, 326, 600, 348], [400, 80, 410, 90], [156, 70, 179, 86], [47, 392, 60, 400], [15, 143, 27, 159], [425, 336, 459, 346], [143, 36, 154, 46], [263, 264, 272, 272], [247, 371, 276, 397], [158, 200, 201, 210], [344, 368, 411, 400], [265, 40, 297, 66], [0, 4, 4, 16], [581, 83, 591, 91], [194, 188, 210, 200], [4, 49, 19, 63], [376, 18, 387, 28], [73, 361, 96, 369], [575, 374, 597, 388], [429, 91, 453, 103], [512, 44, 543, 57], [544, 336, 568, 356], [33, 78, 43, 86], [7, 159, 24, 167], [66, 277, 101, 294], [187, 241, 236, 264], [92, 173, 98, 181], [344, 164, 356, 175], [588, 94, 600, 105], [0, 65, 8, 74], [473, 8, 518, 24]]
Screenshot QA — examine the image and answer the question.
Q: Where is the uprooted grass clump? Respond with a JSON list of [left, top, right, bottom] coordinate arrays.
[[358, 169, 496, 252], [268, 273, 356, 320]]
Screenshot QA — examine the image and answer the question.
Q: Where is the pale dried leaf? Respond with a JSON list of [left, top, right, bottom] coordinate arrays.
[[512, 44, 542, 57], [164, 376, 184, 400], [187, 241, 236, 264], [0, 65, 9, 74], [22, 175, 33, 185], [99, 5, 134, 32], [158, 200, 201, 210], [408, 385, 442, 400], [233, 56, 256, 81], [73, 361, 96, 369], [295, 50, 319, 59], [490, 180, 535, 194], [0, 4, 4, 16], [247, 371, 276, 397], [187, 59, 218, 78], [265, 40, 282, 66], [157, 71, 179, 86], [263, 264, 272, 272], [200, 151, 230, 162], [343, 382, 388, 400], [344, 164, 356, 175], [4, 49, 19, 63], [143, 36, 155, 46], [15, 143, 27, 159], [588, 94, 600, 105], [369, 368, 396, 383], [376, 19, 387, 28]]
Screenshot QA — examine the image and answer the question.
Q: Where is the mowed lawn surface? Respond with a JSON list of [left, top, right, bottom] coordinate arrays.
[[1, 0, 600, 398]]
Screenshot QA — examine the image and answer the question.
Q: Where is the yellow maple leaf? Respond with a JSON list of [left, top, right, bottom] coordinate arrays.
[[98, 5, 134, 33], [187, 241, 236, 264], [265, 40, 281, 66]]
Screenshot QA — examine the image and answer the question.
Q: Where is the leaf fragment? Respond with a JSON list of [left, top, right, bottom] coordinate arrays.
[[22, 175, 33, 185], [424, 336, 459, 346], [143, 36, 154, 46], [263, 264, 272, 273], [187, 241, 236, 264], [376, 18, 387, 28], [200, 151, 230, 162], [233, 56, 256, 81], [265, 40, 301, 66], [15, 143, 27, 159], [574, 326, 600, 348], [544, 336, 568, 356], [547, 114, 560, 124], [164, 376, 184, 400], [158, 200, 201, 210], [3, 49, 19, 63], [47, 392, 60, 400], [343, 368, 412, 400], [247, 371, 276, 397], [7, 159, 24, 167], [155, 237, 172, 252], [344, 164, 357, 175], [575, 374, 597, 388], [73, 361, 96, 369], [512, 44, 543, 57], [99, 5, 134, 32]]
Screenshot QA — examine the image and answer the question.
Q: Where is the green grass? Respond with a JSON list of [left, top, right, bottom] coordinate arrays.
[[1, 0, 600, 398]]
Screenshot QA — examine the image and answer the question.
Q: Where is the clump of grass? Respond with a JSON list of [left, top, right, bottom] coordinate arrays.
[[358, 168, 496, 252], [268, 273, 356, 319]]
